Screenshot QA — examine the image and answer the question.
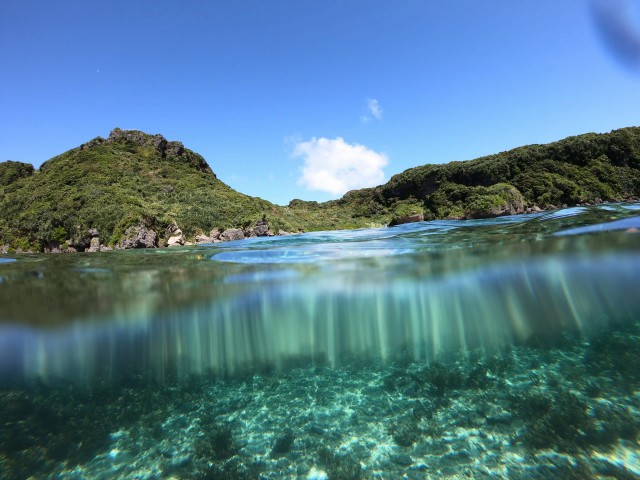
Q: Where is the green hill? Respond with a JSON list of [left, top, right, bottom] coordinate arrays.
[[288, 126, 640, 226], [1, 126, 639, 252], [0, 128, 307, 252]]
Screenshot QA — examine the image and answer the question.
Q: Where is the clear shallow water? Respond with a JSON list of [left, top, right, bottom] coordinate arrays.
[[0, 203, 639, 479]]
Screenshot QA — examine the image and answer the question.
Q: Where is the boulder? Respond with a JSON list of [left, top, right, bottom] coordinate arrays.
[[44, 241, 78, 253], [195, 234, 212, 244], [389, 213, 425, 226], [121, 224, 158, 249], [252, 219, 271, 237], [220, 228, 244, 242], [166, 222, 184, 247], [243, 219, 276, 238], [87, 237, 101, 252], [167, 233, 184, 247]]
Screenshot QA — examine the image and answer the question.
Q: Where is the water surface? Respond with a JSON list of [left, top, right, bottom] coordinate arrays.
[[0, 204, 639, 479]]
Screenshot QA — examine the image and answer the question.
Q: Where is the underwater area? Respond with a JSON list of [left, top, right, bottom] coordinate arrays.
[[1, 204, 640, 479]]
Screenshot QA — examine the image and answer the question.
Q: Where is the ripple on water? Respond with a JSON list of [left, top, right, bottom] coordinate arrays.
[[73, 267, 112, 274], [540, 206, 587, 220], [212, 244, 412, 264], [555, 215, 640, 236]]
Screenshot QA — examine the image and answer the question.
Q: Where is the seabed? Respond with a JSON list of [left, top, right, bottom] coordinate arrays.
[[1, 323, 639, 480]]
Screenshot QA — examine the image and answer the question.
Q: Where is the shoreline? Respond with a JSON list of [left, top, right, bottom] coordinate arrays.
[[2, 198, 638, 255]]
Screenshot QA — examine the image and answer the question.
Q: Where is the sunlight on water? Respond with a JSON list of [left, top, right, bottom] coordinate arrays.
[[0, 204, 639, 384]]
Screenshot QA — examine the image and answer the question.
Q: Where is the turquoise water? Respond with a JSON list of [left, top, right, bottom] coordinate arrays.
[[0, 204, 639, 479]]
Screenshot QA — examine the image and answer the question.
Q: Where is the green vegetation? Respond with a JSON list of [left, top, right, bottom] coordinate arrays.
[[1, 126, 639, 251], [0, 161, 34, 187], [0, 129, 307, 251], [288, 126, 640, 227]]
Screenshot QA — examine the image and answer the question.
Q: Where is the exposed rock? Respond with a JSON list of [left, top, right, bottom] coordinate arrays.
[[0, 245, 8, 254], [389, 213, 425, 227], [252, 219, 272, 237], [166, 222, 184, 247], [43, 243, 60, 254], [44, 241, 78, 254], [195, 235, 212, 244], [167, 235, 184, 247], [220, 228, 244, 242], [107, 128, 184, 159], [104, 128, 213, 175], [87, 237, 101, 253], [121, 224, 158, 249], [243, 219, 276, 238], [88, 228, 99, 238]]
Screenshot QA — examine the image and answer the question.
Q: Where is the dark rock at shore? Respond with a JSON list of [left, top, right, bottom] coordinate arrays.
[[244, 219, 274, 238], [389, 213, 425, 226], [220, 228, 245, 242], [252, 219, 271, 237]]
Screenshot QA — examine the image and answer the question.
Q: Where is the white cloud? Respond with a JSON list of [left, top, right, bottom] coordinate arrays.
[[293, 137, 388, 196], [367, 98, 383, 120]]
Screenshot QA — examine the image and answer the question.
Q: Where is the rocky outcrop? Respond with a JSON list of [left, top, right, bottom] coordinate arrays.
[[524, 206, 543, 214], [249, 219, 273, 237], [220, 228, 245, 242], [194, 222, 290, 244], [87, 237, 101, 252], [80, 228, 112, 252], [107, 128, 186, 158], [88, 128, 215, 175], [121, 224, 158, 249], [44, 242, 77, 254], [166, 222, 185, 247], [389, 213, 424, 227]]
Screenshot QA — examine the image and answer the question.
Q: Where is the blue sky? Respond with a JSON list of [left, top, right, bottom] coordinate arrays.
[[1, 0, 639, 205]]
